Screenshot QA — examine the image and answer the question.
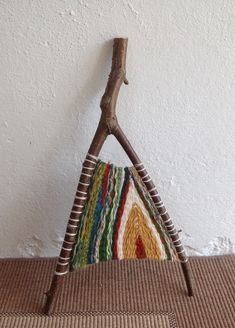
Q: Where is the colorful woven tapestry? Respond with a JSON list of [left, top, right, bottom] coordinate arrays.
[[70, 161, 178, 270]]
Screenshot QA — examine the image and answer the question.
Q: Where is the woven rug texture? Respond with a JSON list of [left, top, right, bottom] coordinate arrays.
[[0, 255, 234, 327]]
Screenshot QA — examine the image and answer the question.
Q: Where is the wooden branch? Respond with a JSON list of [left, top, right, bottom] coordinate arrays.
[[100, 37, 128, 132], [87, 38, 128, 156]]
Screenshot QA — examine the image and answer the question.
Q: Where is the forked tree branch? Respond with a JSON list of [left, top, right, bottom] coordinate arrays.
[[43, 37, 193, 316], [87, 37, 128, 155]]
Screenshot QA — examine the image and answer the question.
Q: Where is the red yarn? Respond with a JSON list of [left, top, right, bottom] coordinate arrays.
[[135, 235, 146, 258], [113, 181, 130, 259]]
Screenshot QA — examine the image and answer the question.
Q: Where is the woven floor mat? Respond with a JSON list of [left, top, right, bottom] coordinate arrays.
[[0, 255, 234, 327]]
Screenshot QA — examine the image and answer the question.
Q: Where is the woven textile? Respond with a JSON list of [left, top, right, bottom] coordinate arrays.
[[70, 161, 178, 270]]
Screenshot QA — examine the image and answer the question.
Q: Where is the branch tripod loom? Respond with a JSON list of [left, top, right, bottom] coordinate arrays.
[[44, 37, 193, 315]]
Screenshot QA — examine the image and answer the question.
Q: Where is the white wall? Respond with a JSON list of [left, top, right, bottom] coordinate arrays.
[[0, 0, 235, 258]]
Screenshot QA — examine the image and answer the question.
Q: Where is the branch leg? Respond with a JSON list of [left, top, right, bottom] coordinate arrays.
[[44, 275, 64, 315], [181, 261, 193, 296], [113, 124, 194, 296], [43, 124, 108, 315]]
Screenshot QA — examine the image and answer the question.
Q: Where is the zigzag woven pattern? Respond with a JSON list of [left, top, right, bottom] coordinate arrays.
[[70, 161, 178, 270]]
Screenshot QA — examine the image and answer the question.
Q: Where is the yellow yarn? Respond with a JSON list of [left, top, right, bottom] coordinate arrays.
[[123, 203, 161, 259]]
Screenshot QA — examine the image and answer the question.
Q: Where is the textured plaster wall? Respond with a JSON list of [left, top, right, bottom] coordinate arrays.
[[0, 1, 235, 258]]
